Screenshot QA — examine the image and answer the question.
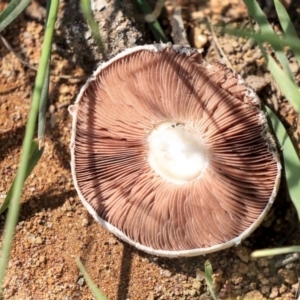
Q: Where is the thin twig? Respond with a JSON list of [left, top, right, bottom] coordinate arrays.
[[136, 0, 167, 42], [144, 0, 165, 22], [171, 6, 190, 47], [206, 17, 233, 69], [0, 34, 85, 81], [296, 278, 300, 300], [274, 252, 300, 268]]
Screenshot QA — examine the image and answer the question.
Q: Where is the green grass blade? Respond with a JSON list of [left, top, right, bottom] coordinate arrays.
[[219, 26, 300, 52], [216, 24, 300, 112], [38, 0, 51, 147], [243, 0, 294, 82], [38, 62, 50, 146], [266, 107, 300, 219], [0, 141, 44, 214], [204, 260, 217, 300], [0, 0, 21, 21], [80, 0, 105, 55], [252, 246, 300, 257], [136, 0, 168, 43], [274, 0, 300, 66], [242, 0, 272, 34], [220, 23, 300, 113], [0, 0, 30, 33], [76, 257, 108, 300], [263, 52, 300, 113], [0, 0, 59, 294]]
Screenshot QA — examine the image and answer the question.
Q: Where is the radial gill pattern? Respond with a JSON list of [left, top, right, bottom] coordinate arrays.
[[70, 44, 281, 256]]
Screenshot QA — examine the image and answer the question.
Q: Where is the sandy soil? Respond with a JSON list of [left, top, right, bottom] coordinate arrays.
[[1, 0, 300, 299]]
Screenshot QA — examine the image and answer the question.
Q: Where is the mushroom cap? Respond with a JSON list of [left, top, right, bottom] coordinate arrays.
[[69, 43, 281, 257]]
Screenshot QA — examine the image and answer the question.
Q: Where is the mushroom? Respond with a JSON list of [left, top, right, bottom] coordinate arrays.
[[69, 43, 281, 257]]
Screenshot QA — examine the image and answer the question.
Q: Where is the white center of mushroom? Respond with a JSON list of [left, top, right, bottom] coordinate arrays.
[[147, 122, 208, 184]]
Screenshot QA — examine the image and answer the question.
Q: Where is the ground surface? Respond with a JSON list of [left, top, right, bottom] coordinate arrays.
[[1, 0, 300, 299]]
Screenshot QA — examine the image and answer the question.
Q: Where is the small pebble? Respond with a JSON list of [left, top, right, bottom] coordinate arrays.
[[162, 270, 172, 277], [196, 268, 205, 281], [244, 290, 264, 300], [269, 286, 279, 299], [77, 277, 85, 286], [147, 293, 154, 300], [50, 114, 56, 128], [192, 279, 201, 290], [91, 0, 107, 11], [235, 246, 250, 263], [35, 237, 43, 244], [188, 289, 197, 296], [49, 104, 55, 114], [39, 256, 46, 263], [260, 277, 270, 285], [279, 283, 288, 294], [278, 269, 297, 285], [47, 277, 55, 285], [246, 75, 269, 92], [257, 258, 269, 267], [290, 61, 299, 74], [108, 237, 117, 245], [249, 282, 257, 290], [222, 43, 235, 54], [81, 218, 89, 227], [231, 40, 239, 48], [27, 234, 35, 243], [59, 84, 69, 95], [261, 284, 270, 295]]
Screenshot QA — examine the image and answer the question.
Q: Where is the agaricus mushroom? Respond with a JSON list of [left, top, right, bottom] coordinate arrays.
[[69, 43, 281, 257]]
